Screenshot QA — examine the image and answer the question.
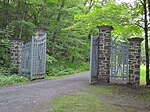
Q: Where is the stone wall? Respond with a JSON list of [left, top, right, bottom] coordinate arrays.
[[97, 26, 113, 83], [10, 39, 23, 73], [128, 37, 143, 85]]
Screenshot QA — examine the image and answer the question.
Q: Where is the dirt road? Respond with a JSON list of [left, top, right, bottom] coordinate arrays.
[[0, 72, 90, 112]]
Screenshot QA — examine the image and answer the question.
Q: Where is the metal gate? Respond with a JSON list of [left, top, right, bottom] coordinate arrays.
[[90, 36, 99, 84], [21, 33, 46, 80], [110, 41, 129, 83]]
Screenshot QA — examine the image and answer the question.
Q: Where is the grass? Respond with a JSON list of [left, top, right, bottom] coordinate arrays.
[[140, 65, 146, 85], [45, 86, 117, 112], [45, 85, 150, 112]]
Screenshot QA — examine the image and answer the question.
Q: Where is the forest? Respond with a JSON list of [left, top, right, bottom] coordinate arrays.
[[0, 0, 150, 85]]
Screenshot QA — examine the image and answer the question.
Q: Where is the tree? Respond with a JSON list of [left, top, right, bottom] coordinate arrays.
[[141, 0, 150, 85]]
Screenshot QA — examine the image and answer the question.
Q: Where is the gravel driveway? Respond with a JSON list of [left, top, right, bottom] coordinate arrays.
[[0, 72, 89, 112]]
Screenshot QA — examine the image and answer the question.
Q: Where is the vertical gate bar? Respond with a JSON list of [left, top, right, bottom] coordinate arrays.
[[35, 37, 38, 78], [126, 45, 129, 82], [114, 42, 117, 80], [122, 44, 125, 81], [90, 35, 93, 83], [24, 45, 27, 75], [43, 33, 47, 78], [110, 41, 113, 80], [30, 36, 34, 79], [95, 36, 99, 80]]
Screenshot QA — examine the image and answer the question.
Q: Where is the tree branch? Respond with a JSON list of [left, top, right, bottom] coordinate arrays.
[[83, 0, 88, 6], [134, 23, 144, 29], [86, 0, 95, 14], [139, 0, 144, 6]]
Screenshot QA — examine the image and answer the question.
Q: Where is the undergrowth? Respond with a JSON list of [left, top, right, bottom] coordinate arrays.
[[46, 61, 89, 77], [0, 59, 89, 86], [0, 67, 29, 86]]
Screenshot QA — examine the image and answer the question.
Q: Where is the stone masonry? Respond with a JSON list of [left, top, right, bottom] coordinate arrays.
[[97, 26, 113, 83], [10, 39, 23, 73], [34, 27, 48, 38], [128, 37, 143, 85]]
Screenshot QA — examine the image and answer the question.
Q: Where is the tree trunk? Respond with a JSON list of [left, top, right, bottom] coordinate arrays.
[[51, 0, 64, 55], [6, 0, 9, 26], [19, 1, 27, 39], [3, 0, 6, 27], [143, 0, 150, 85], [86, 0, 95, 14], [71, 56, 75, 63], [148, 0, 150, 20], [17, 0, 21, 20]]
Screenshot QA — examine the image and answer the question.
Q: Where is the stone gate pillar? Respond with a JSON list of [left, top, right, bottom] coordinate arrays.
[[10, 39, 23, 73], [34, 27, 48, 38], [97, 26, 113, 83], [128, 37, 143, 85]]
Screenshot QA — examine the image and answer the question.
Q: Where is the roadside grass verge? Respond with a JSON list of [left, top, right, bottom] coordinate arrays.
[[140, 65, 146, 85], [47, 85, 150, 112]]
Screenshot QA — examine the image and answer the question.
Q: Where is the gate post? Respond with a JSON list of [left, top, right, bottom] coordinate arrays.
[[10, 39, 23, 73], [34, 27, 48, 36], [97, 26, 113, 83], [128, 37, 143, 85]]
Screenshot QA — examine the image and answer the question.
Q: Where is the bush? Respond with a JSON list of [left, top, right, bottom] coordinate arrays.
[[0, 39, 11, 67], [0, 75, 29, 86], [0, 67, 29, 86], [46, 61, 89, 77]]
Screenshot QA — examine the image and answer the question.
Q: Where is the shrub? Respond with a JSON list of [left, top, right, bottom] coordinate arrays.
[[0, 67, 29, 86], [46, 61, 89, 77], [0, 75, 29, 86]]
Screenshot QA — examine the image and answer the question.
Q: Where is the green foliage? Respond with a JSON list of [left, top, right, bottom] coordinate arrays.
[[46, 54, 58, 64], [0, 22, 15, 39], [0, 67, 11, 76], [0, 22, 16, 67], [0, 75, 29, 86], [46, 61, 89, 77], [0, 39, 11, 67], [0, 67, 29, 86], [13, 20, 35, 41], [72, 3, 142, 38], [140, 65, 146, 85]]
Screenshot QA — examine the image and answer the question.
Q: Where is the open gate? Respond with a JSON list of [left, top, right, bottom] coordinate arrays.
[[21, 33, 46, 80], [110, 41, 129, 83], [90, 36, 99, 84]]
